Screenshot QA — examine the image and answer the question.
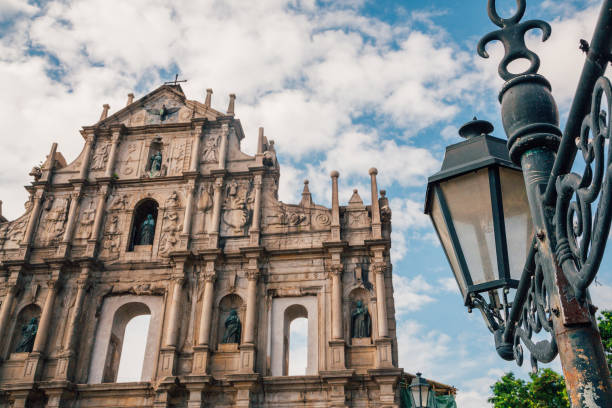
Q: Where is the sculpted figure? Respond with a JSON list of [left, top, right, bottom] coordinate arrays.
[[149, 151, 163, 176], [222, 309, 241, 344], [202, 135, 219, 162], [351, 300, 371, 338], [91, 143, 109, 170], [138, 214, 156, 245], [16, 317, 38, 353]]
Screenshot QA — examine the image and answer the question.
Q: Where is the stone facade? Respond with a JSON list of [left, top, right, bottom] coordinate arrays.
[[0, 84, 410, 407]]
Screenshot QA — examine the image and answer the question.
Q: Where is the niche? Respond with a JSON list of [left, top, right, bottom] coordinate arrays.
[[11, 304, 42, 354], [216, 294, 244, 349], [349, 288, 372, 345], [145, 138, 165, 177], [128, 199, 159, 251]]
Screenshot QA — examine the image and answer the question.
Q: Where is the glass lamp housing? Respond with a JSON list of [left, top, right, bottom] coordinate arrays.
[[410, 373, 431, 408], [424, 119, 533, 303]]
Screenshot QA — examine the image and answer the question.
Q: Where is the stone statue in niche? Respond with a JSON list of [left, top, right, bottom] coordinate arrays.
[[138, 214, 156, 245], [91, 143, 109, 170], [351, 300, 371, 338], [16, 317, 38, 353], [202, 134, 219, 163], [222, 309, 241, 344], [149, 151, 163, 177]]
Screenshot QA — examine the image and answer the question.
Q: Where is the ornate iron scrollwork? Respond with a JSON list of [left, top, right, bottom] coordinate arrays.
[[555, 76, 612, 303], [477, 0, 551, 81]]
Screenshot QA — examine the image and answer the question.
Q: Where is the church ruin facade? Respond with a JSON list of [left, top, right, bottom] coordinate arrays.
[[0, 84, 424, 407]]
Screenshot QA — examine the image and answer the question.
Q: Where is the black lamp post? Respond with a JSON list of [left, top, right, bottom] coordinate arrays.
[[424, 0, 612, 406], [409, 373, 432, 408]]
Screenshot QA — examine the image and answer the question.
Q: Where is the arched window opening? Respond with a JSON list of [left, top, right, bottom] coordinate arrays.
[[115, 314, 151, 382], [102, 302, 151, 383], [283, 304, 308, 376], [11, 304, 41, 354], [129, 199, 158, 251], [288, 317, 308, 375]]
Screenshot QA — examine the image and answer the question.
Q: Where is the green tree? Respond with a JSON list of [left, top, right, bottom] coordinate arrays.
[[488, 369, 569, 408], [597, 310, 612, 373]]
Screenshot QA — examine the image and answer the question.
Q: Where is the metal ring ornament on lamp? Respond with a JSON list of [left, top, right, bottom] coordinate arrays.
[[555, 76, 612, 303]]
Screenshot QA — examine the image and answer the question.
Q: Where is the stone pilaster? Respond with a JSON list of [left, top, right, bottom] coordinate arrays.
[[189, 127, 202, 173], [209, 176, 224, 248], [87, 184, 109, 256], [249, 174, 263, 246], [369, 168, 382, 239], [21, 189, 45, 254], [104, 127, 123, 178], [181, 179, 197, 249], [0, 269, 21, 354], [159, 272, 185, 378], [58, 189, 82, 257], [218, 123, 229, 170], [330, 171, 341, 241], [78, 133, 95, 180], [55, 265, 90, 380], [192, 260, 216, 375]]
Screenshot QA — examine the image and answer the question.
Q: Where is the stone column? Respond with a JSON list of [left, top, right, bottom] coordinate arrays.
[[369, 168, 382, 239], [55, 267, 89, 380], [62, 191, 81, 243], [87, 185, 109, 256], [208, 177, 223, 247], [197, 266, 216, 346], [165, 277, 185, 348], [330, 265, 343, 340], [189, 129, 201, 172], [217, 124, 229, 170], [330, 171, 340, 241], [0, 285, 18, 349], [22, 189, 44, 246], [78, 135, 95, 179], [244, 269, 259, 344], [249, 174, 263, 246], [373, 262, 388, 338], [104, 129, 122, 178], [182, 181, 196, 236], [33, 279, 59, 353], [192, 262, 216, 375]]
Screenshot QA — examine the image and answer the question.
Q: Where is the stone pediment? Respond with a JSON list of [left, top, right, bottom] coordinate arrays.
[[98, 85, 224, 128]]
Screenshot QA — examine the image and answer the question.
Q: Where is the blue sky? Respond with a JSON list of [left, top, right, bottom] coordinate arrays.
[[0, 0, 610, 406]]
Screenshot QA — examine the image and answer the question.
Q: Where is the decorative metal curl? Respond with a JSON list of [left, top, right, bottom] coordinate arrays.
[[555, 75, 612, 302], [512, 254, 558, 372], [477, 0, 551, 81]]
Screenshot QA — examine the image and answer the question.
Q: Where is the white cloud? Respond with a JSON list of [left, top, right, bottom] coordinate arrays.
[[393, 274, 436, 315]]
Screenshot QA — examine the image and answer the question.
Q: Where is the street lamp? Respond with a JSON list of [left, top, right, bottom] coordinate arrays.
[[409, 373, 432, 408], [424, 118, 533, 307], [423, 0, 612, 406]]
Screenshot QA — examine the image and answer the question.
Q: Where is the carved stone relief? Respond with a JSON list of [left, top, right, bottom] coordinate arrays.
[[77, 199, 96, 239], [91, 143, 110, 170], [220, 179, 253, 236], [202, 134, 219, 163], [40, 196, 68, 244], [120, 143, 141, 177], [102, 215, 122, 260], [159, 210, 181, 255], [169, 141, 188, 176]]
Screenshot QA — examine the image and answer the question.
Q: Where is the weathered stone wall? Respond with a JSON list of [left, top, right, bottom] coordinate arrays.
[[0, 85, 404, 407]]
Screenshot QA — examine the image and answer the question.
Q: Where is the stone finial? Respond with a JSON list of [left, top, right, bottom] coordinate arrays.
[[0, 199, 3, 217], [369, 167, 378, 176], [205, 88, 213, 107], [369, 167, 381, 238], [257, 127, 265, 154], [227, 93, 236, 115], [330, 170, 340, 240], [300, 180, 312, 207], [99, 104, 110, 121], [348, 189, 363, 206], [126, 93, 134, 106], [330, 170, 339, 178]]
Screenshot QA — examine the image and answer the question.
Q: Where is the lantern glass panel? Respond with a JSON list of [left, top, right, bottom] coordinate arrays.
[[440, 168, 498, 286], [499, 167, 533, 280], [430, 190, 467, 297], [410, 384, 430, 407]]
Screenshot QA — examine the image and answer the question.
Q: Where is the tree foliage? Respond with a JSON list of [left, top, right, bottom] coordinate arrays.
[[597, 310, 612, 373], [488, 369, 569, 408]]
